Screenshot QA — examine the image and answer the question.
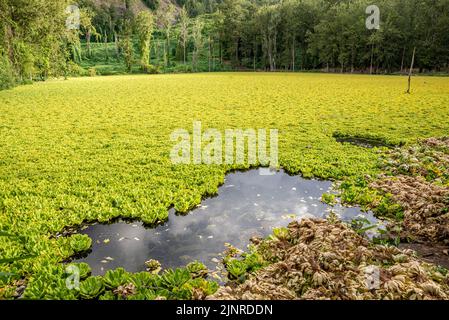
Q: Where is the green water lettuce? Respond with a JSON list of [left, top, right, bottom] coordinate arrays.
[[160, 268, 191, 290], [103, 268, 130, 289], [130, 272, 159, 289], [69, 234, 92, 254], [186, 261, 208, 278], [79, 276, 104, 299], [1, 73, 449, 299]]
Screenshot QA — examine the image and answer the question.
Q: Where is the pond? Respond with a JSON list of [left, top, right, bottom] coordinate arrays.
[[74, 169, 381, 275]]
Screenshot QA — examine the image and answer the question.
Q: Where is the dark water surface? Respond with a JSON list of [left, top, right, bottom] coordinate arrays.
[[75, 169, 380, 275]]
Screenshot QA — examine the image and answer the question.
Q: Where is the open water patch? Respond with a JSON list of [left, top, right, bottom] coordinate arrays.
[[332, 131, 403, 149], [74, 169, 381, 275]]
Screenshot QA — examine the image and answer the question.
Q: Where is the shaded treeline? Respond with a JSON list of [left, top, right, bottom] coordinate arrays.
[[1, 0, 449, 89]]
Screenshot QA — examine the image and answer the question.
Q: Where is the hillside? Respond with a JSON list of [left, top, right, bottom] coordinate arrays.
[[90, 0, 180, 14]]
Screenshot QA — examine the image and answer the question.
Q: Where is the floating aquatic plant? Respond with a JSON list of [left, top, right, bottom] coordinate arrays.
[[113, 283, 137, 299], [145, 259, 161, 274], [79, 276, 104, 299], [130, 272, 157, 289], [186, 261, 208, 279], [103, 268, 130, 290], [321, 193, 337, 206], [160, 268, 191, 290], [66, 262, 91, 280], [210, 218, 449, 300], [1, 73, 449, 298], [69, 234, 92, 254]]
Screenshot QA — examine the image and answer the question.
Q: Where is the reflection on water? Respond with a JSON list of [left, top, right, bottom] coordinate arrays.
[[75, 169, 379, 275]]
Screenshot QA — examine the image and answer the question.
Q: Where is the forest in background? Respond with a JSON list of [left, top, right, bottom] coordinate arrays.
[[1, 0, 449, 89]]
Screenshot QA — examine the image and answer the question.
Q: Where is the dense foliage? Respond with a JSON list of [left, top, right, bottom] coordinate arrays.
[[77, 0, 449, 73], [17, 263, 218, 300], [0, 0, 72, 86], [1, 0, 449, 90]]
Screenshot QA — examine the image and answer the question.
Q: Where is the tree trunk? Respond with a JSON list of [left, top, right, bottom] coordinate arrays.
[[268, 37, 274, 71], [4, 21, 13, 59], [219, 41, 223, 64], [351, 44, 355, 73], [291, 39, 295, 72], [104, 32, 108, 62], [370, 43, 374, 75], [183, 39, 186, 64], [406, 47, 416, 94], [87, 29, 91, 57], [212, 40, 215, 71], [235, 40, 239, 66], [114, 32, 119, 58], [208, 36, 211, 72], [272, 33, 277, 71], [400, 46, 406, 73], [253, 36, 256, 72], [165, 33, 170, 67]]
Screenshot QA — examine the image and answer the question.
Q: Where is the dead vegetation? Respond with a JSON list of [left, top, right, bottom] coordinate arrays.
[[371, 175, 449, 243], [209, 219, 449, 300], [209, 137, 449, 300], [373, 137, 449, 244], [380, 137, 449, 184], [113, 283, 137, 299]]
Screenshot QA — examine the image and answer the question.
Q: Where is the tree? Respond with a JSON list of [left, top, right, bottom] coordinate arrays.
[[3, 0, 449, 88], [220, 0, 246, 66], [119, 0, 135, 73], [179, 6, 190, 64], [210, 10, 225, 65], [0, 0, 73, 83], [135, 11, 154, 71], [158, 3, 176, 67], [279, 0, 299, 71], [192, 19, 204, 71], [80, 7, 98, 58], [256, 4, 281, 71]]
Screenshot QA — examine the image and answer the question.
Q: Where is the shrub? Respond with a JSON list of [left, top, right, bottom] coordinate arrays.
[[67, 61, 87, 77], [88, 67, 97, 77], [142, 64, 160, 74], [166, 64, 193, 73], [0, 54, 15, 90]]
